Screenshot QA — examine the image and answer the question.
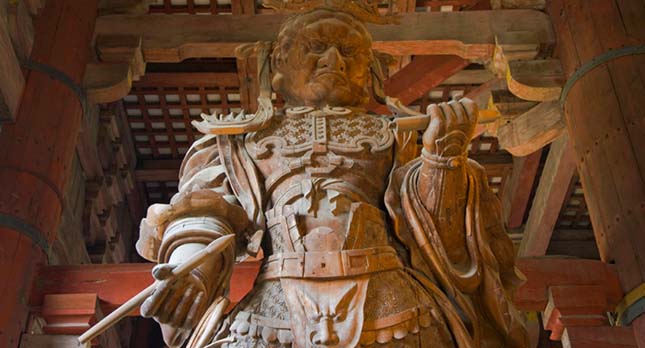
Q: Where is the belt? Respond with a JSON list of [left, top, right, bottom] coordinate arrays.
[[258, 246, 403, 281]]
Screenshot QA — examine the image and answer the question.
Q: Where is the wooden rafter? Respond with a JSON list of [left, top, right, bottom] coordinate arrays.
[[491, 0, 545, 9], [496, 101, 565, 157], [135, 159, 181, 182], [368, 55, 469, 114], [442, 69, 494, 85], [501, 149, 542, 229], [94, 10, 554, 61], [519, 134, 576, 257]]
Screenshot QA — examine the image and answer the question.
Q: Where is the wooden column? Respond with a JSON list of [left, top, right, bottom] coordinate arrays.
[[0, 1, 98, 346], [547, 0, 645, 343]]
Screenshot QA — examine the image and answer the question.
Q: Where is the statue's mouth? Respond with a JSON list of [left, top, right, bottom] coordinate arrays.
[[313, 70, 347, 82]]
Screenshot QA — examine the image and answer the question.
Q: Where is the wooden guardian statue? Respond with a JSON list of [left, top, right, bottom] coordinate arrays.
[[133, 2, 530, 347]]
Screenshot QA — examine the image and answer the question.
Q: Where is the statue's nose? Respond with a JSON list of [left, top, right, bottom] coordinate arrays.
[[317, 46, 346, 73], [312, 318, 340, 346]]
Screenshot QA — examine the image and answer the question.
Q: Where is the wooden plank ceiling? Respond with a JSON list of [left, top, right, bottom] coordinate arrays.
[[115, 0, 598, 261]]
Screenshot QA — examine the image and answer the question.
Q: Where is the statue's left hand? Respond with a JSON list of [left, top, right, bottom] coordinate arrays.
[[422, 98, 478, 158]]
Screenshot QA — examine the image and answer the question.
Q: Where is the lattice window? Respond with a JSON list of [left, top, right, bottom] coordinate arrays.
[[124, 72, 241, 159], [556, 175, 593, 230]]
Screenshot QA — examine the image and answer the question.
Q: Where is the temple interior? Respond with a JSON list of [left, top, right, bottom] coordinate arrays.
[[0, 0, 643, 347]]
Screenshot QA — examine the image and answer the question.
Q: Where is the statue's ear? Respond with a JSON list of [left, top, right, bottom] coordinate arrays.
[[370, 50, 388, 105]]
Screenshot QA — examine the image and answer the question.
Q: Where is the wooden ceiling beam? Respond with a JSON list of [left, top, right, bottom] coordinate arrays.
[[368, 55, 469, 114], [505, 59, 565, 101], [442, 69, 495, 85], [31, 256, 621, 318], [133, 72, 240, 88], [497, 100, 566, 157], [135, 167, 179, 182], [491, 0, 545, 10], [98, 0, 153, 15], [501, 149, 542, 229], [30, 261, 261, 315], [94, 10, 554, 62], [134, 159, 182, 182], [518, 134, 577, 257], [514, 257, 622, 312]]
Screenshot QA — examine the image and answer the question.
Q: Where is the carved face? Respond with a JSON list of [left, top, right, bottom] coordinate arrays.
[[282, 278, 369, 348], [272, 11, 373, 108]]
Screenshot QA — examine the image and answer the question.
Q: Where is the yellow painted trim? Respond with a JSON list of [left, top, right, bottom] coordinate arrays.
[[616, 283, 645, 325]]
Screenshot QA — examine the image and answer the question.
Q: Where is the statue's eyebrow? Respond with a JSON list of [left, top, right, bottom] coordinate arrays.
[[301, 27, 323, 41]]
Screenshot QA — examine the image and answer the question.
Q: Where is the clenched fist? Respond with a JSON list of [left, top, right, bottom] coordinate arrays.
[[422, 98, 478, 158], [141, 263, 210, 347]]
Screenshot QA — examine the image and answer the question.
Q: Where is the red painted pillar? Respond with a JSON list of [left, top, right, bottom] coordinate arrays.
[[547, 0, 645, 346], [0, 1, 98, 346]]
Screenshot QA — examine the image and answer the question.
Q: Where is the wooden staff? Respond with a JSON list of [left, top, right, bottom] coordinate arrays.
[[78, 234, 236, 345], [393, 109, 500, 132]]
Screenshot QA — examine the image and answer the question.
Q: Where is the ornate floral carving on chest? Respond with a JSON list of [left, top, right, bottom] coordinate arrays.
[[245, 106, 394, 159]]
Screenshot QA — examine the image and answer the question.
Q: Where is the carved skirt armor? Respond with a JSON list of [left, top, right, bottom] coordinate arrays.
[[214, 202, 455, 348]]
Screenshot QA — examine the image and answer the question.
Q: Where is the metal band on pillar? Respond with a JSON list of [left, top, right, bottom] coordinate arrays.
[[616, 283, 645, 326], [1, 59, 83, 254], [560, 45, 645, 105], [0, 213, 49, 253], [19, 58, 89, 116]]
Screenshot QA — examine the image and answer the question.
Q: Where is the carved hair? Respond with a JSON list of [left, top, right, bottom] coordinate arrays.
[[273, 9, 373, 55]]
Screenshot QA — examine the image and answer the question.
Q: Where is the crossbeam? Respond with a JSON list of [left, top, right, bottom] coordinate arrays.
[[30, 261, 261, 316], [94, 10, 554, 62], [514, 257, 623, 312], [30, 257, 621, 317]]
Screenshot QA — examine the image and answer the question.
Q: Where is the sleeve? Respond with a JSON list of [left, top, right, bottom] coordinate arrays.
[[136, 134, 251, 262], [387, 154, 528, 347]]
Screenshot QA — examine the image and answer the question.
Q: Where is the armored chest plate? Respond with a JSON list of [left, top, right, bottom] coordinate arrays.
[[245, 106, 394, 159]]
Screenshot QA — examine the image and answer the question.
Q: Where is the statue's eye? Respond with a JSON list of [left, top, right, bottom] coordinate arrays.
[[308, 313, 323, 322], [340, 45, 356, 56], [309, 40, 327, 54]]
